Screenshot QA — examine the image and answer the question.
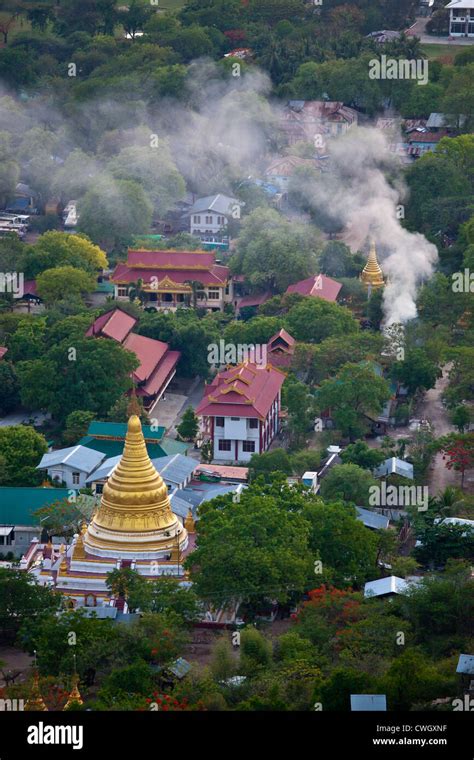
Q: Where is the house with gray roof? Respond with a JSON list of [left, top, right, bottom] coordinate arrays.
[[364, 575, 411, 598], [374, 457, 414, 481], [37, 446, 105, 489], [86, 453, 197, 495], [355, 507, 390, 531], [185, 193, 242, 242]]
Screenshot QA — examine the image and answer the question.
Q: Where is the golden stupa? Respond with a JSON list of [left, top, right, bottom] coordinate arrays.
[[84, 415, 188, 558], [361, 239, 384, 292], [64, 673, 83, 710], [25, 670, 48, 712]]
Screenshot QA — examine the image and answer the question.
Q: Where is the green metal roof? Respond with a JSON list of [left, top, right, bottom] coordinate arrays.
[[79, 435, 166, 459], [160, 438, 190, 456], [86, 421, 165, 442], [0, 487, 70, 526]]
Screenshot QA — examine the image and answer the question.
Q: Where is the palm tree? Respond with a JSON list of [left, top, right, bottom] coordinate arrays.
[[184, 279, 204, 310]]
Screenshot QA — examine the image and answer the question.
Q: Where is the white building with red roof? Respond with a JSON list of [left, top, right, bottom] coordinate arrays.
[[86, 308, 180, 412], [286, 273, 342, 302], [112, 248, 233, 312], [196, 361, 286, 463]]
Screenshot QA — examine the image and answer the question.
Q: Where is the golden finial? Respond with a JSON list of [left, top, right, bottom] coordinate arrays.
[[184, 509, 195, 533], [361, 239, 384, 292], [64, 673, 83, 710], [126, 388, 142, 419], [25, 667, 48, 712]]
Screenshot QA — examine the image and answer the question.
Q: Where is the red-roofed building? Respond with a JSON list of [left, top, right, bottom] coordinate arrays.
[[0, 346, 8, 360], [86, 308, 180, 411], [286, 273, 342, 302], [266, 329, 296, 369], [196, 361, 286, 462], [112, 249, 233, 312]]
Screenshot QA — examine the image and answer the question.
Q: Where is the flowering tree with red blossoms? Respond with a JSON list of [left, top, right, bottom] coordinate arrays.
[[440, 434, 474, 490]]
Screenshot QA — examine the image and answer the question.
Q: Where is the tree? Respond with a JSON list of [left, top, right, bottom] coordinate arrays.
[[318, 667, 374, 711], [210, 638, 236, 682], [304, 502, 378, 586], [0, 361, 19, 414], [442, 64, 474, 133], [240, 627, 272, 675], [118, 0, 155, 40], [319, 464, 377, 505], [341, 440, 385, 470], [392, 349, 438, 395], [282, 377, 316, 447], [248, 449, 292, 481], [63, 410, 95, 446], [36, 266, 96, 305], [381, 649, 453, 711], [0, 569, 62, 642], [232, 208, 318, 293], [439, 434, 474, 490], [285, 298, 359, 344], [177, 407, 199, 442], [450, 405, 471, 433], [33, 498, 85, 541], [145, 577, 200, 624], [0, 131, 19, 207], [318, 241, 364, 278], [106, 568, 150, 612], [17, 337, 138, 422], [185, 490, 312, 615], [26, 231, 108, 279], [0, 425, 47, 486], [78, 179, 153, 251], [316, 363, 391, 440], [107, 145, 185, 218]]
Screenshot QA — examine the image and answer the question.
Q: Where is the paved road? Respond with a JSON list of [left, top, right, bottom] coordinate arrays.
[[407, 17, 474, 45]]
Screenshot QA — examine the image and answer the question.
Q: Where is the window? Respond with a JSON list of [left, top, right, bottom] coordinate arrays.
[[230, 417, 240, 421], [205, 215, 213, 224], [216, 417, 224, 427], [218, 439, 231, 451], [243, 441, 255, 453], [249, 418, 258, 429], [225, 283, 230, 295], [193, 215, 201, 223], [208, 288, 220, 300], [117, 286, 128, 297], [95, 483, 104, 494], [72, 472, 80, 485]]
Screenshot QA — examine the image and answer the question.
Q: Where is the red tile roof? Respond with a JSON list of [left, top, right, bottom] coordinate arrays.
[[86, 308, 180, 399], [236, 291, 272, 308], [86, 309, 137, 341], [286, 273, 342, 302], [0, 346, 8, 359], [268, 328, 295, 351], [196, 361, 286, 420], [141, 350, 180, 396], [112, 249, 230, 288], [123, 333, 169, 383], [407, 130, 448, 144], [127, 249, 217, 268]]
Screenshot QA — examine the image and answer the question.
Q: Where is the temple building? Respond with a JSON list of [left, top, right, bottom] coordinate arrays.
[[86, 308, 180, 412], [25, 416, 196, 609], [361, 240, 384, 296], [112, 249, 233, 313], [196, 361, 286, 463]]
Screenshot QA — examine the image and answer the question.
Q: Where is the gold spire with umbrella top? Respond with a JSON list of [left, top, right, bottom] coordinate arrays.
[[361, 239, 384, 290], [84, 415, 187, 557]]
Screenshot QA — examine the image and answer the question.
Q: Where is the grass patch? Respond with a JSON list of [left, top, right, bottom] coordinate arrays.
[[421, 43, 469, 64]]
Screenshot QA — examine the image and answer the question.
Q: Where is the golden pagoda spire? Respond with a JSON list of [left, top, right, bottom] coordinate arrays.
[[127, 387, 142, 419], [64, 673, 83, 710], [73, 523, 87, 560], [25, 670, 48, 712], [361, 239, 384, 292], [84, 415, 187, 557]]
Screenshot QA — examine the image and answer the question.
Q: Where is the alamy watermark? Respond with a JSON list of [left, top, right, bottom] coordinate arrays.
[[369, 55, 428, 86], [369, 483, 429, 512], [207, 340, 267, 368], [0, 271, 24, 298]]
